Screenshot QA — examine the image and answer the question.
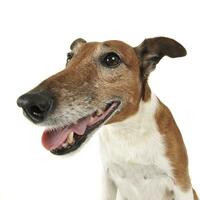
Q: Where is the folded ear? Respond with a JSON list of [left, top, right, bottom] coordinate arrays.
[[134, 37, 187, 79], [70, 38, 87, 51]]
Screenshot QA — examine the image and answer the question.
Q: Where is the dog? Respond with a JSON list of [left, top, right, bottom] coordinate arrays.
[[17, 37, 198, 200]]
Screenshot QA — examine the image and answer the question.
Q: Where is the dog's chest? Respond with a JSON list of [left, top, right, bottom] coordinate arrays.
[[99, 98, 176, 199], [99, 124, 174, 200]]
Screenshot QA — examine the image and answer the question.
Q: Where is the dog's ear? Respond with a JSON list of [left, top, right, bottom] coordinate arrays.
[[134, 37, 187, 79], [70, 38, 87, 51]]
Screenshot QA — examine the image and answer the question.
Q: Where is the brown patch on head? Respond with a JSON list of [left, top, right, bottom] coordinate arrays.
[[32, 39, 143, 126], [97, 40, 142, 123], [103, 40, 139, 68], [155, 100, 191, 191]]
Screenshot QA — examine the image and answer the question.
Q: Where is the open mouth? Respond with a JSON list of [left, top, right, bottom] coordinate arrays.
[[42, 101, 121, 155]]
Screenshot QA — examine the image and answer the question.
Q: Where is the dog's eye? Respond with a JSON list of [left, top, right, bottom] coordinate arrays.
[[101, 52, 121, 68], [66, 52, 73, 63]]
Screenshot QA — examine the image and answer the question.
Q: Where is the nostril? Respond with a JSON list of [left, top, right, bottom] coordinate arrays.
[[28, 105, 44, 118]]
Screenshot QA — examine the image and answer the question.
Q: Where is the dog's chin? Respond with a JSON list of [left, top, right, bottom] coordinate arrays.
[[41, 100, 121, 155]]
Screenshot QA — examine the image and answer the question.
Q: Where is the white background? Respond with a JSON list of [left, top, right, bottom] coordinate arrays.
[[0, 0, 199, 199]]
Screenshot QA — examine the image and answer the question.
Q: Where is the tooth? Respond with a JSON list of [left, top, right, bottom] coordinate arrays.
[[62, 142, 68, 148], [97, 109, 103, 116], [67, 131, 74, 144]]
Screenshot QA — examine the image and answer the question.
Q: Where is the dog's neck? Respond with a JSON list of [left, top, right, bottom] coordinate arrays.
[[102, 92, 192, 192], [104, 93, 159, 143]]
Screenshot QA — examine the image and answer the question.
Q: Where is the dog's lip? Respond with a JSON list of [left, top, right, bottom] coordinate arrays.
[[41, 100, 121, 155]]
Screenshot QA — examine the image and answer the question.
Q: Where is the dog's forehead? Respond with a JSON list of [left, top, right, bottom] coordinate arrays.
[[102, 40, 133, 51], [84, 40, 134, 56], [79, 40, 133, 53], [72, 40, 138, 67]]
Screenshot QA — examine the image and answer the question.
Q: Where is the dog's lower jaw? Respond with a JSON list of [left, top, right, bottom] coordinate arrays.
[[99, 94, 195, 200]]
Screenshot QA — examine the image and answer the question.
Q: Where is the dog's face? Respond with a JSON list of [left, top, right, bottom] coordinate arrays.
[[43, 39, 142, 127], [17, 37, 186, 155]]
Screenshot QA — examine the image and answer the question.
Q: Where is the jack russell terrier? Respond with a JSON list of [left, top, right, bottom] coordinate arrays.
[[17, 37, 198, 200]]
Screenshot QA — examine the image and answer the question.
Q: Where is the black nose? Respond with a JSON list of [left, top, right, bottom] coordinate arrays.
[[17, 91, 54, 123]]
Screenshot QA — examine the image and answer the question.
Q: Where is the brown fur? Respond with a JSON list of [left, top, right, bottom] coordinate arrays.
[[155, 100, 192, 191], [140, 81, 152, 102], [103, 41, 142, 123]]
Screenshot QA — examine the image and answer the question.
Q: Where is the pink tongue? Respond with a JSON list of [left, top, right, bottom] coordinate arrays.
[[42, 116, 90, 150], [71, 117, 91, 135]]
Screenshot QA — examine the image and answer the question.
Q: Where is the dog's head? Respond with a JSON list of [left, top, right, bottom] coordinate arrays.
[[17, 37, 186, 155]]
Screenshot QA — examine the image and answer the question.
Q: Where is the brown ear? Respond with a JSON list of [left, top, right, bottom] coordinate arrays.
[[70, 38, 87, 51], [134, 37, 187, 79]]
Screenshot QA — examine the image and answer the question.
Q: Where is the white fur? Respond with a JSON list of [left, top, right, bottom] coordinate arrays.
[[99, 94, 194, 200]]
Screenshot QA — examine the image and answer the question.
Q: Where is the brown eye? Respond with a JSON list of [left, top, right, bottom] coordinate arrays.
[[101, 52, 121, 68]]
